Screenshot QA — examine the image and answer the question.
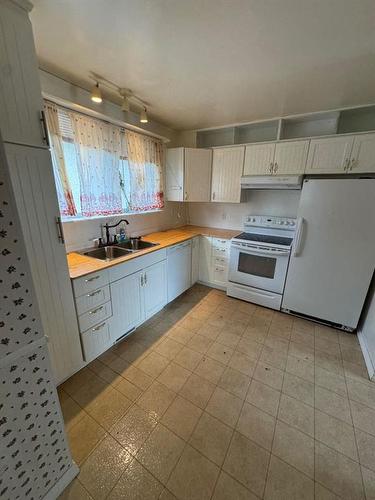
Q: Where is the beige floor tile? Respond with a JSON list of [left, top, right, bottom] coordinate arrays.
[[212, 471, 258, 500], [264, 455, 314, 500], [286, 355, 314, 384], [157, 362, 191, 392], [58, 479, 93, 500], [315, 351, 344, 377], [272, 420, 314, 478], [315, 366, 347, 397], [247, 379, 281, 417], [197, 323, 222, 341], [338, 331, 359, 348], [315, 386, 352, 424], [67, 414, 106, 465], [159, 488, 178, 500], [194, 356, 225, 384], [123, 365, 153, 391], [361, 466, 375, 500], [268, 322, 292, 341], [315, 325, 339, 342], [107, 458, 163, 500], [260, 345, 287, 370], [315, 441, 365, 499], [253, 361, 284, 390], [110, 404, 157, 455], [70, 375, 108, 409], [60, 395, 86, 431], [116, 339, 148, 364], [265, 334, 289, 354], [236, 337, 263, 361], [343, 359, 369, 382], [114, 377, 143, 401], [315, 337, 342, 358], [154, 338, 184, 359], [206, 387, 243, 427], [167, 325, 195, 345], [179, 316, 204, 332], [137, 381, 176, 419], [189, 412, 233, 465], [206, 341, 234, 364], [218, 366, 250, 399], [290, 329, 315, 348], [216, 330, 241, 349], [289, 341, 315, 363], [174, 346, 203, 371], [88, 359, 123, 386], [223, 431, 269, 497], [78, 435, 132, 499], [355, 428, 375, 472], [315, 410, 357, 461], [187, 333, 214, 354], [242, 325, 268, 344], [350, 399, 375, 436], [346, 377, 375, 410], [179, 372, 215, 409], [167, 444, 220, 500], [340, 345, 365, 367], [293, 318, 315, 335], [314, 483, 341, 500], [61, 368, 96, 397], [137, 351, 170, 378], [161, 395, 202, 440], [228, 351, 257, 377], [136, 423, 185, 483], [236, 402, 275, 450], [85, 386, 132, 430], [282, 372, 314, 406], [278, 394, 314, 437], [108, 355, 132, 377]]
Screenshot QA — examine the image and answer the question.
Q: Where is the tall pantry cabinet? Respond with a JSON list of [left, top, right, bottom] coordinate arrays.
[[0, 0, 83, 384]]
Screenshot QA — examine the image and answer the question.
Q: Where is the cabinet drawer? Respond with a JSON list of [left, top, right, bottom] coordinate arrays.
[[213, 256, 228, 267], [81, 320, 111, 363], [75, 284, 110, 315], [78, 300, 112, 333], [212, 237, 229, 248], [212, 246, 228, 258], [213, 265, 228, 284], [73, 270, 109, 297]]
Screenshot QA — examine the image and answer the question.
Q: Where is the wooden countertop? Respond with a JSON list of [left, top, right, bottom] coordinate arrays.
[[67, 225, 240, 279]]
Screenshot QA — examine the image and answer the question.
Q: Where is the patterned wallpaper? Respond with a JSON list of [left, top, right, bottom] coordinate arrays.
[[0, 142, 73, 499]]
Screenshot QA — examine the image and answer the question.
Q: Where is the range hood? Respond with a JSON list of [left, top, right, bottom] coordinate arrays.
[[241, 175, 303, 190]]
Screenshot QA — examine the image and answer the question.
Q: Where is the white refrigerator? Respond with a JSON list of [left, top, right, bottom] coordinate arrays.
[[282, 178, 375, 330]]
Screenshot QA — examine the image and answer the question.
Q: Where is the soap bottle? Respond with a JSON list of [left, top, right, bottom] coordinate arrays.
[[119, 225, 127, 242]]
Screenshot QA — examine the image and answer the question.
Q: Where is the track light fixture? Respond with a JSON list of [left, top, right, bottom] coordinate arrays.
[[91, 82, 102, 103], [140, 107, 148, 123]]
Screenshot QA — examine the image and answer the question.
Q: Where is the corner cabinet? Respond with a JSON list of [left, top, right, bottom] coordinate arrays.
[[211, 147, 245, 203], [166, 147, 212, 202]]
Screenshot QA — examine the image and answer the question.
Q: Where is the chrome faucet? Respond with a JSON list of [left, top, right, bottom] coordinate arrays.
[[102, 219, 129, 246]]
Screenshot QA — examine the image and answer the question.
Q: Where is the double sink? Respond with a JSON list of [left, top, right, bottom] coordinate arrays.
[[83, 240, 159, 261]]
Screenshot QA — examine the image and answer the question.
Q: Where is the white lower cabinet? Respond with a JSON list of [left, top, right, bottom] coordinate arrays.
[[81, 320, 112, 363], [198, 236, 230, 289], [144, 260, 167, 320], [167, 241, 192, 302], [191, 236, 200, 285]]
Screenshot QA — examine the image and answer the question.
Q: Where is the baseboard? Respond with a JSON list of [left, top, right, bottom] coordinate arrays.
[[357, 330, 375, 381], [197, 280, 226, 291], [43, 462, 79, 500]]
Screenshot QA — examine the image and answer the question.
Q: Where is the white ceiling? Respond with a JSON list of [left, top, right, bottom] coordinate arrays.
[[30, 0, 375, 131]]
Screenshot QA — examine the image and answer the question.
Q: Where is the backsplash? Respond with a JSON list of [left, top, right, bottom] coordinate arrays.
[[187, 190, 301, 229], [63, 201, 188, 252]]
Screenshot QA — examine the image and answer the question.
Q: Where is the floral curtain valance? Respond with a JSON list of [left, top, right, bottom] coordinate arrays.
[[44, 101, 165, 218]]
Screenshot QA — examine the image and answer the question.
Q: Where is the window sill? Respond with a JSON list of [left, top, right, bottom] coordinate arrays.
[[62, 208, 164, 223]]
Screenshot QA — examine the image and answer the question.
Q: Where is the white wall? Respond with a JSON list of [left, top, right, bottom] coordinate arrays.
[[187, 190, 301, 229]]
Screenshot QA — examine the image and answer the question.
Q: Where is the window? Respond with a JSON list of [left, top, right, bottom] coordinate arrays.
[[44, 101, 164, 219]]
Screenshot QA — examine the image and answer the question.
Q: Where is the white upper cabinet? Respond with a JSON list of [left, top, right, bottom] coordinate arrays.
[[211, 146, 245, 203], [306, 136, 355, 174], [243, 143, 275, 175], [0, 1, 46, 147], [273, 140, 309, 175], [350, 133, 375, 173], [165, 147, 212, 202]]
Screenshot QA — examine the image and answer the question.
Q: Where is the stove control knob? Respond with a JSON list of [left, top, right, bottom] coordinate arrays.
[[280, 221, 284, 225]]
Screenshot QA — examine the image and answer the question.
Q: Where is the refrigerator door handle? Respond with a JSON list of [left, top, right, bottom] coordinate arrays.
[[293, 217, 305, 256]]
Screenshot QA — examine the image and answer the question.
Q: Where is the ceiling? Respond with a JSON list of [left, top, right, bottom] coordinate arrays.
[[30, 0, 375, 131]]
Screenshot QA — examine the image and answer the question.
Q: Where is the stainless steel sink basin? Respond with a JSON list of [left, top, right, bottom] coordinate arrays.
[[83, 246, 133, 261], [116, 240, 159, 251]]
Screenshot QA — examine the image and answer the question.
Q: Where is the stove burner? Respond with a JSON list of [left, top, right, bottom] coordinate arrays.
[[234, 232, 293, 246]]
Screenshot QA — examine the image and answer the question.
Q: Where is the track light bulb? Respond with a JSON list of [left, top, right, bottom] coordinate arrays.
[[91, 83, 102, 103], [140, 107, 148, 123], [121, 95, 130, 112]]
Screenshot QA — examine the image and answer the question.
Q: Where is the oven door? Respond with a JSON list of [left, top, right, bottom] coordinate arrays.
[[228, 242, 290, 294]]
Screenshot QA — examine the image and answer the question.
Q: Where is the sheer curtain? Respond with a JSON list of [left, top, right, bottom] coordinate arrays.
[[124, 131, 164, 211], [68, 113, 124, 217], [44, 102, 77, 216]]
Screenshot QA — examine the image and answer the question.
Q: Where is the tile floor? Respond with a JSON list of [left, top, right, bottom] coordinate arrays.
[[58, 285, 375, 500]]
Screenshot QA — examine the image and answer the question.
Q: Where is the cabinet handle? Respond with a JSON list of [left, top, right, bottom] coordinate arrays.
[[55, 216, 65, 244], [85, 275, 100, 283], [144, 272, 147, 285], [40, 110, 50, 147], [92, 322, 106, 332], [212, 192, 216, 200], [274, 162, 278, 173], [87, 290, 101, 297], [344, 158, 350, 171], [140, 274, 144, 287], [349, 158, 356, 171], [89, 305, 103, 315], [269, 162, 273, 173]]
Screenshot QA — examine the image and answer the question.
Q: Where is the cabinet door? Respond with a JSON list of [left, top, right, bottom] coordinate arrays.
[[184, 148, 212, 201], [167, 242, 192, 302], [273, 140, 309, 175], [0, 2, 45, 147], [144, 260, 167, 320], [5, 144, 83, 384], [191, 236, 200, 285], [243, 143, 275, 175], [306, 136, 354, 174], [211, 147, 245, 203], [166, 148, 184, 201], [110, 271, 144, 342], [198, 236, 213, 283], [350, 133, 375, 173]]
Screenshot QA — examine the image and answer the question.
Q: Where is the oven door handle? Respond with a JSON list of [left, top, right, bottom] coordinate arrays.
[[292, 217, 305, 257], [232, 245, 290, 258]]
